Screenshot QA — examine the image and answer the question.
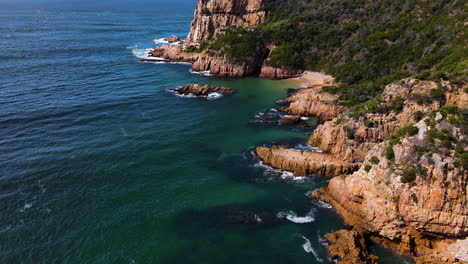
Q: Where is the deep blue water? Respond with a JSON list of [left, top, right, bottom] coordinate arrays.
[[0, 1, 413, 263]]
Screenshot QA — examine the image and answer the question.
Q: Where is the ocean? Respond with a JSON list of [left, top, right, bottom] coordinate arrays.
[[0, 1, 413, 263]]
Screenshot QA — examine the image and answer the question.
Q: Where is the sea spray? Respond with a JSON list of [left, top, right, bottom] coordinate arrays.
[[301, 236, 323, 262]]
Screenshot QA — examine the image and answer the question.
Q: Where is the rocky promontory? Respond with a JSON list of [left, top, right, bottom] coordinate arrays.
[[255, 146, 359, 177], [172, 84, 235, 96]]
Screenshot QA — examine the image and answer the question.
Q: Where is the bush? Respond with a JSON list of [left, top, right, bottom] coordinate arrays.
[[396, 124, 419, 137], [334, 118, 343, 125], [430, 88, 445, 101], [386, 146, 395, 160], [364, 165, 372, 172], [413, 111, 425, 121], [370, 156, 380, 164], [401, 166, 417, 183], [411, 193, 418, 203]]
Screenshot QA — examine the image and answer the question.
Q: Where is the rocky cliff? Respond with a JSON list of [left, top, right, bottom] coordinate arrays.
[[309, 79, 467, 162], [255, 77, 467, 263], [186, 0, 266, 43], [144, 0, 303, 79], [313, 107, 467, 263]]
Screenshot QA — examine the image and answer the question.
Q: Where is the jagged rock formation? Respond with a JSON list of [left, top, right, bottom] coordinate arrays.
[[259, 65, 303, 79], [255, 146, 359, 177], [313, 106, 467, 263], [173, 84, 235, 96], [325, 229, 379, 264], [281, 86, 346, 121], [164, 35, 181, 43], [309, 79, 467, 162], [186, 0, 266, 43], [143, 0, 302, 78]]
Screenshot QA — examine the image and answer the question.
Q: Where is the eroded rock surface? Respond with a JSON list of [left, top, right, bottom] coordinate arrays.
[[186, 0, 265, 43], [325, 229, 379, 264], [255, 146, 359, 177]]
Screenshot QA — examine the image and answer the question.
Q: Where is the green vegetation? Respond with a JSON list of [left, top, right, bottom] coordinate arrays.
[[401, 166, 417, 183], [364, 164, 372, 172], [411, 193, 418, 203], [208, 27, 264, 64], [370, 156, 380, 164], [386, 146, 395, 160], [413, 111, 425, 121], [207, 0, 466, 105]]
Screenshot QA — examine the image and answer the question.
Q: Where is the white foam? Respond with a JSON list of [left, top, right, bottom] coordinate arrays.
[[253, 160, 307, 181], [302, 236, 323, 262], [168, 89, 223, 100], [153, 38, 183, 46], [253, 214, 262, 223], [301, 116, 309, 120], [207, 92, 223, 100], [154, 38, 169, 44], [314, 200, 333, 209], [189, 69, 213, 76], [130, 46, 166, 61], [277, 210, 315, 223], [293, 144, 322, 152]]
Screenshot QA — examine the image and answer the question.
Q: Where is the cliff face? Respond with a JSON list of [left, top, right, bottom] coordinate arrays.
[[309, 79, 466, 162], [186, 0, 265, 43], [313, 111, 467, 262], [145, 0, 302, 79]]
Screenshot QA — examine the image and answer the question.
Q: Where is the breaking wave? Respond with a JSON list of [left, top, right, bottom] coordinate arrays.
[[276, 209, 315, 223]]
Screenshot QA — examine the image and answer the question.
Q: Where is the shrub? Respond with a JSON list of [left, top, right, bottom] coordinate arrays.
[[202, 8, 211, 16], [364, 165, 372, 172], [396, 124, 419, 137], [334, 118, 343, 125], [365, 120, 375, 128], [411, 193, 418, 203], [430, 88, 445, 101], [401, 166, 416, 183], [386, 146, 395, 160], [345, 127, 355, 139], [322, 85, 341, 94], [413, 111, 425, 121], [370, 156, 380, 164]]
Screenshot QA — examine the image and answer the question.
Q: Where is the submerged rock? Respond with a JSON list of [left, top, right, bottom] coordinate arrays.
[[173, 84, 235, 97], [325, 229, 379, 264]]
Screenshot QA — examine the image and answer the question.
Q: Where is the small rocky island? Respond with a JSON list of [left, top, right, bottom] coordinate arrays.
[[172, 84, 235, 97]]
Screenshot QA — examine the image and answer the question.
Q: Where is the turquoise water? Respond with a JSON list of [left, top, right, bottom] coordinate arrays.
[[0, 1, 413, 263]]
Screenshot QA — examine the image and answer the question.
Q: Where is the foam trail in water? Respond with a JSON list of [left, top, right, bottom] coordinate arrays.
[[277, 210, 315, 223], [301, 236, 323, 262], [189, 69, 213, 76]]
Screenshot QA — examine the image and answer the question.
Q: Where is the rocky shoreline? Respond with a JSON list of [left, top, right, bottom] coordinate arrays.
[[144, 0, 467, 262]]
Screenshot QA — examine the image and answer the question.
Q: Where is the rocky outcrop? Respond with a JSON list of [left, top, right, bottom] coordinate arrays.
[[309, 78, 465, 162], [186, 0, 265, 43], [164, 35, 181, 43], [259, 65, 303, 79], [255, 146, 359, 177], [146, 45, 261, 77], [281, 115, 301, 124], [314, 109, 468, 262], [281, 86, 346, 121], [173, 84, 235, 96], [143, 0, 304, 78], [325, 229, 379, 264]]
